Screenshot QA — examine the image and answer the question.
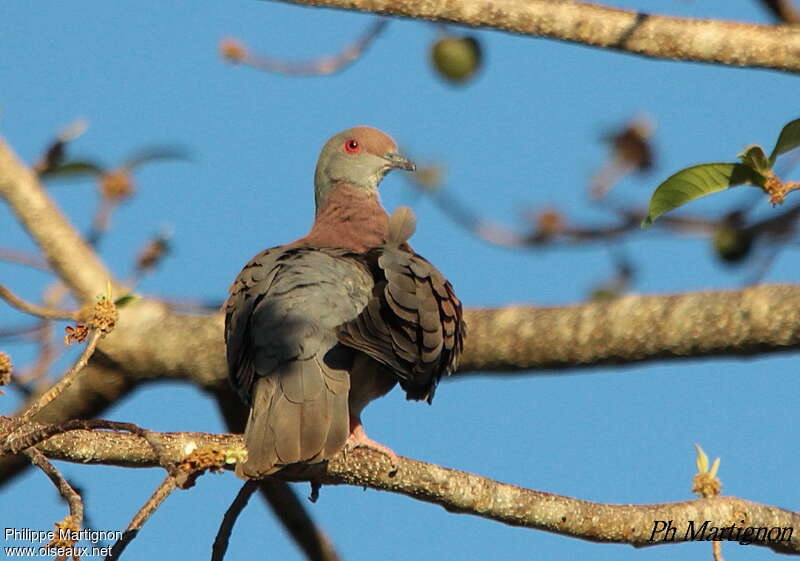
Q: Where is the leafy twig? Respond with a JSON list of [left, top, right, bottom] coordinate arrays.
[[0, 248, 50, 271]]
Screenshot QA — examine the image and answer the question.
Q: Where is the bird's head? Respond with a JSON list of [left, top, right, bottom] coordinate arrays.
[[314, 126, 415, 210]]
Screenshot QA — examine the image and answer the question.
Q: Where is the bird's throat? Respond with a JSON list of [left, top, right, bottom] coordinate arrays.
[[302, 184, 389, 252]]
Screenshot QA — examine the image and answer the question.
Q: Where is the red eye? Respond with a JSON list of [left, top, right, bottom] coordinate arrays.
[[344, 138, 360, 153]]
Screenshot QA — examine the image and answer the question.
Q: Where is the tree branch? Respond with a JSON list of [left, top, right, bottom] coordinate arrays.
[[16, 330, 103, 424], [25, 447, 84, 529], [212, 481, 259, 561], [2, 282, 799, 488], [269, 0, 800, 74], [0, 136, 114, 302], [107, 475, 178, 561], [90, 283, 800, 386], [10, 419, 799, 555], [257, 479, 342, 561], [758, 0, 800, 23], [0, 285, 77, 321]]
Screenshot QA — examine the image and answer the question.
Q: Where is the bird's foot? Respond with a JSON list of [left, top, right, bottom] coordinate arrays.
[[344, 422, 399, 473]]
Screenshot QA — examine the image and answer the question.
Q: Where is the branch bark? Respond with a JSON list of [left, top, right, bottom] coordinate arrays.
[[268, 0, 800, 74], [85, 283, 800, 386], [8, 419, 799, 555]]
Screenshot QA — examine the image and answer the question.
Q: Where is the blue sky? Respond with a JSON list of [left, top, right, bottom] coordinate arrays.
[[1, 1, 798, 560]]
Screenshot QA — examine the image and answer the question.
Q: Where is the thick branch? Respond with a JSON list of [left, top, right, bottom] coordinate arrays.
[[2, 283, 799, 486], [11, 420, 800, 555], [0, 136, 113, 302], [461, 284, 800, 372], [95, 284, 800, 384], [270, 0, 800, 74]]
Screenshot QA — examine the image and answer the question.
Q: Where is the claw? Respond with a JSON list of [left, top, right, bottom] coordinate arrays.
[[345, 419, 399, 473]]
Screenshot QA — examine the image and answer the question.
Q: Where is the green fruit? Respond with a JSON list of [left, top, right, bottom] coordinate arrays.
[[713, 225, 753, 264], [431, 36, 482, 83]]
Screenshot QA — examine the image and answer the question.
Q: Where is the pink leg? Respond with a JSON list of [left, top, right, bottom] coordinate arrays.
[[345, 417, 399, 469]]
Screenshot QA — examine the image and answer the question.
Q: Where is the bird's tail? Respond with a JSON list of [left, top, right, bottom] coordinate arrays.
[[236, 357, 350, 478]]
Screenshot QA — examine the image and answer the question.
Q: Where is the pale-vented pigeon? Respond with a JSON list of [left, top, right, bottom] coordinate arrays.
[[224, 127, 465, 478]]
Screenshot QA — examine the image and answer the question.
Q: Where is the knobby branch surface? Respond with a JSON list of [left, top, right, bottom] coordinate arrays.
[[270, 0, 800, 74], [11, 420, 800, 555]]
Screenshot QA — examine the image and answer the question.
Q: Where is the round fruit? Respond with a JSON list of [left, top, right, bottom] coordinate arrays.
[[713, 225, 754, 264], [431, 36, 482, 84]]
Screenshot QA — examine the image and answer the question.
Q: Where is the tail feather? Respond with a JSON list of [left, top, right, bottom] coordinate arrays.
[[236, 358, 350, 478]]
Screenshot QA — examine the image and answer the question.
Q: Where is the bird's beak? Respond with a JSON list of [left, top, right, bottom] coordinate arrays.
[[383, 152, 416, 172]]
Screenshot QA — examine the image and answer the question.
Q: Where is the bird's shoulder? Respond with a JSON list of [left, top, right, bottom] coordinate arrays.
[[225, 244, 374, 323]]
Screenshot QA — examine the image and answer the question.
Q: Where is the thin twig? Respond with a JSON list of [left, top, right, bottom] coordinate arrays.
[[0, 285, 77, 320], [17, 320, 60, 391], [0, 322, 45, 341], [713, 540, 724, 561], [0, 248, 50, 271], [223, 18, 388, 75], [25, 447, 84, 526], [87, 198, 118, 248], [757, 0, 800, 23], [0, 135, 116, 302], [106, 475, 178, 561], [16, 329, 103, 423], [211, 480, 260, 561], [259, 480, 342, 561]]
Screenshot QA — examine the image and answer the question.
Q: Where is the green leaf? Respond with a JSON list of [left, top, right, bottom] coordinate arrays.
[[40, 160, 103, 179], [124, 146, 189, 170], [642, 163, 759, 227], [114, 294, 138, 308], [768, 118, 800, 165], [738, 145, 771, 174]]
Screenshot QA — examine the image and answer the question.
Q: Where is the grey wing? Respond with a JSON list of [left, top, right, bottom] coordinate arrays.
[[224, 247, 280, 405], [337, 244, 466, 403], [224, 246, 374, 475]]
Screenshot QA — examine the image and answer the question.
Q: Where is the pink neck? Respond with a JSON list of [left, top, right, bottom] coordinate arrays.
[[297, 184, 389, 252]]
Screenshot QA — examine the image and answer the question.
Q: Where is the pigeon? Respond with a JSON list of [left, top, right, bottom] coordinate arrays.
[[224, 126, 465, 477]]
